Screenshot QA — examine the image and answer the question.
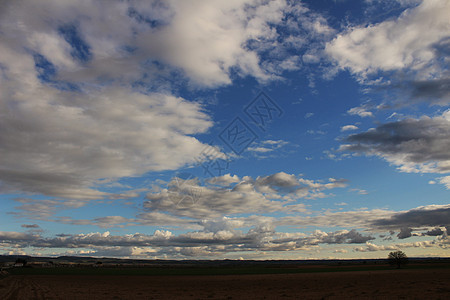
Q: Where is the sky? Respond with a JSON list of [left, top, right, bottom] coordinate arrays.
[[0, 0, 449, 260]]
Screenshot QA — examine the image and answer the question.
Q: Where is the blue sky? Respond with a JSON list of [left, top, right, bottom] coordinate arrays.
[[0, 0, 449, 259]]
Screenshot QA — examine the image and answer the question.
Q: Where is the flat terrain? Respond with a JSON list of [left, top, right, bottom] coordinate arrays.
[[1, 267, 449, 299]]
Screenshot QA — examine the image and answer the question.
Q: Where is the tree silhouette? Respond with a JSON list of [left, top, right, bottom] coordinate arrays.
[[388, 251, 408, 269]]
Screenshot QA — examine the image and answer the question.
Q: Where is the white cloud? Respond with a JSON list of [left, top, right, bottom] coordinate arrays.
[[396, 240, 436, 248], [326, 0, 450, 79], [333, 249, 348, 253], [247, 146, 274, 153], [349, 188, 368, 195], [341, 125, 359, 132], [207, 174, 241, 186], [262, 140, 287, 145], [436, 176, 450, 189], [248, 140, 289, 156], [354, 242, 399, 252], [354, 240, 437, 252], [136, 0, 286, 87], [347, 106, 373, 118]]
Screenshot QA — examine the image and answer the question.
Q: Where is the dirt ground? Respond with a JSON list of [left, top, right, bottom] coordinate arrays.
[[1, 268, 449, 299]]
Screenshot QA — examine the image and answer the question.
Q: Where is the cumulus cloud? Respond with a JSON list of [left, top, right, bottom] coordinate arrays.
[[2, 203, 448, 257], [424, 227, 444, 236], [397, 227, 413, 239], [0, 0, 334, 202], [396, 240, 436, 249], [354, 239, 438, 252], [1, 0, 239, 200], [0, 86, 212, 199], [340, 110, 450, 174], [207, 174, 240, 186], [354, 242, 399, 252], [341, 125, 359, 132], [0, 225, 376, 258], [319, 229, 375, 244], [136, 0, 285, 87], [0, 0, 331, 89], [144, 172, 346, 219], [326, 0, 450, 108], [326, 0, 450, 79]]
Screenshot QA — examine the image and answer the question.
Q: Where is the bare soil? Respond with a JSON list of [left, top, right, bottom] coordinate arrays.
[[1, 268, 449, 299]]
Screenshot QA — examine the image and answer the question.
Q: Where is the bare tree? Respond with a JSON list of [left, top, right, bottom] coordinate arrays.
[[388, 251, 408, 269]]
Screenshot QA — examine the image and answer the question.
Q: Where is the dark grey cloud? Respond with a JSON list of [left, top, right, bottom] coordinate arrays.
[[341, 111, 450, 173], [409, 78, 450, 104], [391, 38, 450, 105], [321, 229, 375, 244], [372, 206, 450, 229], [21, 224, 40, 229], [397, 227, 413, 239], [424, 227, 444, 236], [278, 209, 395, 229]]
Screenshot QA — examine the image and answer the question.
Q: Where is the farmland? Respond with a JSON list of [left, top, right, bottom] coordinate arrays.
[[1, 258, 449, 299]]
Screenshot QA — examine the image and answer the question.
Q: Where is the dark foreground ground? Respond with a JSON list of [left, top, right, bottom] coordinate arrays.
[[1, 265, 449, 299]]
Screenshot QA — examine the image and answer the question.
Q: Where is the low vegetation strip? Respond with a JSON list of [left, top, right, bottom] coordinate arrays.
[[6, 263, 450, 277]]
